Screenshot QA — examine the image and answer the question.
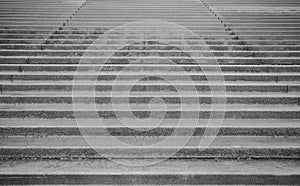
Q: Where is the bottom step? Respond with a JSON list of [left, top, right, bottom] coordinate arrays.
[[0, 159, 299, 185]]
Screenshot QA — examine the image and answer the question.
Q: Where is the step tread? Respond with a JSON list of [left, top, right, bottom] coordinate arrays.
[[1, 50, 300, 53], [2, 81, 300, 85], [1, 72, 300, 76], [0, 159, 298, 175], [1, 92, 299, 97], [1, 103, 300, 110], [2, 56, 299, 59], [1, 136, 299, 148], [1, 118, 299, 127], [1, 64, 299, 67], [1, 44, 299, 47]]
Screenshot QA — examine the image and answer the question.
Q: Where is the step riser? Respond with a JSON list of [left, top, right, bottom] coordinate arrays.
[[1, 74, 299, 81], [0, 32, 298, 36], [1, 65, 300, 73], [1, 111, 299, 119], [2, 85, 298, 92], [2, 45, 300, 51], [1, 148, 299, 159], [10, 31, 298, 36], [0, 97, 299, 105], [2, 39, 299, 45], [0, 25, 224, 30], [1, 174, 298, 185], [2, 28, 300, 32], [1, 24, 298, 29], [1, 20, 229, 24], [236, 32, 300, 35], [0, 32, 231, 38], [2, 36, 300, 41], [1, 51, 299, 57], [4, 16, 298, 20], [0, 16, 228, 20], [0, 37, 237, 44], [0, 29, 228, 34], [1, 34, 232, 40], [1, 127, 299, 136], [1, 22, 229, 27], [239, 36, 300, 40], [1, 58, 299, 65]]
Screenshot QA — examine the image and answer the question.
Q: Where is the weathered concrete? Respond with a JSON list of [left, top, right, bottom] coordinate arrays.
[[0, 0, 300, 184]]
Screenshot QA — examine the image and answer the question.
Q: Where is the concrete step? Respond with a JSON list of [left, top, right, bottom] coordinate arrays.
[[0, 20, 224, 25], [0, 18, 224, 23], [2, 38, 300, 46], [1, 33, 233, 39], [0, 38, 239, 45], [1, 0, 299, 184], [1, 44, 299, 51], [1, 102, 299, 110], [1, 72, 300, 82], [3, 34, 300, 40], [211, 19, 300, 23], [1, 93, 299, 104], [1, 50, 300, 57], [234, 31, 300, 35], [1, 56, 299, 65], [0, 104, 299, 119], [0, 136, 299, 158], [0, 13, 216, 17], [0, 159, 298, 185], [225, 23, 300, 28], [0, 11, 215, 16], [1, 64, 300, 73], [2, 28, 300, 34], [1, 81, 299, 93], [1, 118, 299, 136], [0, 25, 58, 30], [220, 15, 300, 19], [0, 33, 233, 40], [233, 27, 300, 31], [0, 24, 224, 29], [0, 15, 290, 18], [239, 35, 300, 40], [0, 27, 229, 34]]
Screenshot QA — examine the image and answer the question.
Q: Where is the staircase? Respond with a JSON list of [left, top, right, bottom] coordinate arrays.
[[0, 0, 299, 185]]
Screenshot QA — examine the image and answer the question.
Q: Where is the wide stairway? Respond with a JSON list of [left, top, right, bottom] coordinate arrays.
[[0, 0, 299, 185]]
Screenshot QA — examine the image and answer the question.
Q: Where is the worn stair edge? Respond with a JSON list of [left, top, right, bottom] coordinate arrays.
[[0, 159, 299, 185]]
